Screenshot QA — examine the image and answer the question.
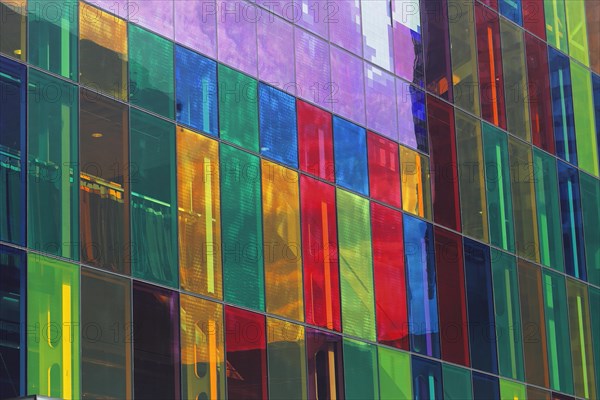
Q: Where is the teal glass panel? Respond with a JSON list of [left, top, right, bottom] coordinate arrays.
[[343, 339, 379, 400], [130, 109, 178, 288], [442, 364, 473, 400], [218, 64, 259, 152], [580, 172, 600, 286], [337, 189, 376, 341], [533, 149, 565, 271], [28, 0, 77, 79], [378, 347, 412, 400], [491, 249, 525, 381], [571, 61, 599, 177], [482, 122, 515, 253], [128, 24, 174, 119], [220, 144, 264, 311], [542, 270, 574, 394]]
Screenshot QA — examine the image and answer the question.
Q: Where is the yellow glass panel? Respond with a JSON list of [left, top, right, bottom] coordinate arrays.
[[262, 160, 304, 321], [267, 318, 307, 399], [177, 127, 222, 299], [400, 146, 432, 220], [180, 294, 225, 400]]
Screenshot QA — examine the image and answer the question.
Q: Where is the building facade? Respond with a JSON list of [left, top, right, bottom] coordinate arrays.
[[0, 0, 599, 399]]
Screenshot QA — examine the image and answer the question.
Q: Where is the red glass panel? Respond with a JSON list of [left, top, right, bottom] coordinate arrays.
[[434, 227, 470, 367], [525, 32, 555, 154], [422, 0, 453, 101], [367, 132, 401, 208], [371, 202, 408, 350], [427, 96, 461, 232], [306, 328, 345, 400], [478, 0, 499, 11], [300, 175, 341, 332], [225, 306, 268, 400], [522, 0, 546, 39], [297, 99, 334, 182], [476, 2, 507, 130]]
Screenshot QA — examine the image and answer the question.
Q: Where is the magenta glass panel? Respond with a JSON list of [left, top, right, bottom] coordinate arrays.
[[84, 0, 128, 18], [361, 1, 394, 71], [330, 46, 365, 125], [328, 0, 362, 56], [258, 13, 295, 94], [396, 78, 428, 152], [130, 0, 174, 39], [217, 0, 258, 77], [174, 0, 217, 58], [393, 0, 424, 86], [365, 63, 398, 140], [296, 0, 329, 39], [295, 28, 332, 110]]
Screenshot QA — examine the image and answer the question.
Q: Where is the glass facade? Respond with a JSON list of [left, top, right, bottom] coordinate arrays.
[[0, 1, 598, 399]]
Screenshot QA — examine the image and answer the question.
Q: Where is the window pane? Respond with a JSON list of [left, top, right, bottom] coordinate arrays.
[[365, 63, 398, 140], [396, 80, 428, 152], [267, 318, 307, 400], [412, 356, 443, 399], [472, 372, 500, 400], [571, 61, 598, 177], [0, 0, 26, 60], [220, 145, 264, 311], [174, 0, 217, 58], [257, 14, 295, 95], [589, 288, 600, 400], [306, 328, 345, 399], [580, 173, 600, 286], [523, 0, 546, 39], [500, 379, 527, 400], [544, 0, 568, 51], [297, 99, 334, 182], [259, 84, 298, 168], [361, 0, 393, 71], [333, 116, 369, 196], [27, 70, 78, 260], [216, 0, 257, 77], [392, 0, 424, 87], [79, 89, 129, 273], [27, 254, 80, 399], [587, 0, 600, 74], [565, 0, 589, 66], [400, 146, 432, 220], [379, 347, 412, 400], [367, 132, 401, 208], [79, 3, 127, 100], [337, 189, 375, 341], [500, 0, 523, 24], [343, 339, 379, 400], [81, 268, 131, 399], [330, 46, 365, 125], [549, 47, 577, 165], [177, 127, 222, 298], [442, 364, 473, 400], [422, 0, 453, 100], [130, 109, 178, 288]]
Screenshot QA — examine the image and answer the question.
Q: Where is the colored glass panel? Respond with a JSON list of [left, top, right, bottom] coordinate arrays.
[[133, 0, 174, 39], [442, 364, 473, 400], [259, 83, 298, 168], [267, 318, 306, 400], [216, 0, 257, 77], [27, 254, 80, 399], [306, 328, 345, 399], [473, 372, 500, 400], [544, 0, 568, 51], [300, 176, 341, 331], [500, 0, 523, 24], [400, 146, 432, 220], [396, 80, 428, 152], [392, 0, 424, 87], [367, 132, 401, 208], [565, 0, 589, 66], [220, 145, 264, 311], [589, 288, 600, 400], [81, 268, 131, 400], [580, 173, 600, 286], [361, 0, 394, 71], [257, 13, 295, 95], [330, 46, 365, 125], [528, 386, 552, 399], [422, 0, 453, 100], [333, 116, 369, 196], [329, 0, 362, 55], [343, 339, 379, 400], [412, 356, 443, 399], [587, 0, 600, 73], [0, 0, 26, 60], [337, 189, 375, 341], [571, 61, 598, 176], [174, 0, 217, 59], [500, 379, 527, 400], [175, 45, 218, 136], [297, 99, 334, 182], [177, 127, 222, 298], [218, 64, 259, 152], [549, 47, 577, 164], [294, 28, 331, 110], [180, 294, 225, 400], [27, 70, 78, 260], [79, 2, 127, 100], [378, 347, 412, 400], [403, 214, 439, 358], [523, 0, 546, 39], [365, 63, 398, 140]]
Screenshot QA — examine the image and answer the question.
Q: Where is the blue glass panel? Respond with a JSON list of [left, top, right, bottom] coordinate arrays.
[[412, 356, 443, 399], [593, 74, 600, 174], [549, 47, 577, 165], [0, 56, 26, 246], [333, 116, 369, 196], [175, 45, 218, 136], [472, 372, 500, 400], [403, 214, 440, 358], [499, 0, 523, 25], [464, 238, 498, 374], [258, 83, 298, 168], [557, 161, 587, 281]]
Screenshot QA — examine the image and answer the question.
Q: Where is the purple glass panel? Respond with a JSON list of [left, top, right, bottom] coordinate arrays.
[[217, 0, 258, 77], [258, 13, 295, 94], [328, 0, 362, 56], [84, 0, 128, 18], [295, 27, 332, 110], [330, 46, 365, 125], [255, 0, 289, 19], [396, 78, 428, 152], [361, 0, 394, 71], [174, 0, 217, 58], [365, 63, 398, 140], [392, 0, 424, 86], [130, 0, 174, 39], [296, 0, 329, 39]]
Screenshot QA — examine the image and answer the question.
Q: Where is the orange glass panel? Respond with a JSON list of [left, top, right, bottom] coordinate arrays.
[[177, 127, 222, 299], [400, 146, 432, 220], [262, 160, 304, 322]]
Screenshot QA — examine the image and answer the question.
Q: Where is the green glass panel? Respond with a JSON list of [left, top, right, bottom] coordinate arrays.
[[442, 364, 473, 400], [499, 379, 527, 399], [220, 144, 264, 311], [589, 287, 600, 400], [343, 339, 379, 400], [130, 108, 178, 288], [544, 0, 568, 52], [28, 0, 77, 79], [0, 0, 26, 60], [500, 19, 531, 142], [267, 318, 307, 400], [580, 173, 600, 285], [491, 249, 525, 381], [482, 122, 515, 253], [27, 254, 80, 399], [571, 62, 598, 177], [218, 64, 259, 152], [27, 69, 78, 260], [542, 270, 574, 394], [508, 137, 540, 262], [336, 188, 375, 341], [378, 347, 412, 400], [533, 149, 564, 271], [456, 110, 488, 242], [129, 24, 174, 119], [565, 0, 590, 66]]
